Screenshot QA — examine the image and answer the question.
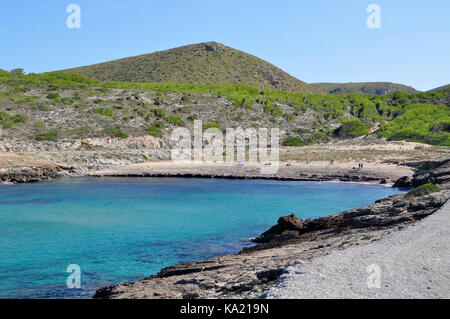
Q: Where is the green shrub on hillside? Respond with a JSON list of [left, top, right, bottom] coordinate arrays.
[[146, 125, 162, 137], [46, 93, 59, 99], [202, 122, 221, 131], [166, 114, 185, 126], [0, 113, 26, 129], [0, 120, 13, 129], [153, 120, 165, 128], [406, 183, 440, 197], [263, 103, 283, 117], [153, 108, 165, 118], [0, 111, 10, 120], [282, 136, 308, 146], [104, 128, 128, 138], [16, 96, 37, 104], [33, 129, 58, 141], [60, 97, 75, 105], [181, 94, 191, 103], [377, 104, 450, 146], [93, 107, 114, 116], [335, 119, 370, 137], [10, 68, 25, 77], [153, 97, 164, 106], [10, 114, 27, 123]]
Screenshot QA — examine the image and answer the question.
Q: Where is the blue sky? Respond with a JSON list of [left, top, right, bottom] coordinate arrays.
[[0, 0, 448, 91]]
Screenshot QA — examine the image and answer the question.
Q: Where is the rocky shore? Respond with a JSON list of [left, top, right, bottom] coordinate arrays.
[[93, 159, 449, 299], [0, 153, 74, 183]]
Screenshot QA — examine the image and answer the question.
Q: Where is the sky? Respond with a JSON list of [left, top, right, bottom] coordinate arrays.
[[0, 0, 449, 91]]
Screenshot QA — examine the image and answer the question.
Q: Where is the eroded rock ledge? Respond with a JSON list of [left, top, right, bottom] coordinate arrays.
[[0, 153, 75, 183], [93, 159, 450, 299]]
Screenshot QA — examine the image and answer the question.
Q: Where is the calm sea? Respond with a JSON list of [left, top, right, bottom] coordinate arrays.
[[0, 177, 402, 298]]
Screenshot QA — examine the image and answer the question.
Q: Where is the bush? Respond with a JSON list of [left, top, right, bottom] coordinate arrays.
[[60, 97, 75, 105], [153, 108, 165, 118], [377, 104, 450, 146], [0, 111, 10, 120], [181, 94, 191, 103], [263, 103, 283, 117], [0, 120, 13, 129], [406, 183, 440, 197], [202, 122, 221, 131], [46, 93, 59, 99], [335, 119, 370, 137], [93, 107, 114, 116], [10, 68, 24, 77], [153, 120, 165, 128], [166, 114, 185, 126], [146, 125, 162, 137], [33, 130, 58, 141], [153, 97, 164, 106], [11, 114, 27, 123], [16, 96, 37, 104], [104, 128, 128, 138], [282, 136, 308, 146]]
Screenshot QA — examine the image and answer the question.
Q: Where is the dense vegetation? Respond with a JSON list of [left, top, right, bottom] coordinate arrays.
[[63, 42, 323, 94], [0, 69, 449, 146], [311, 82, 418, 95], [335, 119, 370, 138], [378, 104, 450, 146]]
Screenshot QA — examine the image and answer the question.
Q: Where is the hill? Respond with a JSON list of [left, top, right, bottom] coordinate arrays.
[[428, 84, 450, 92], [310, 82, 419, 95], [63, 42, 323, 94]]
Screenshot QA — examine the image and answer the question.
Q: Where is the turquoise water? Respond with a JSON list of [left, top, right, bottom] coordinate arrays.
[[0, 177, 402, 298]]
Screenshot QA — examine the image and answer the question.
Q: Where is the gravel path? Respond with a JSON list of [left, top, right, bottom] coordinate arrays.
[[267, 201, 450, 299]]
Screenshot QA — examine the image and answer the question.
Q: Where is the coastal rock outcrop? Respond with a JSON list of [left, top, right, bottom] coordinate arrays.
[[251, 190, 447, 248], [0, 153, 75, 183], [412, 159, 450, 187], [0, 165, 74, 183], [393, 176, 412, 188]]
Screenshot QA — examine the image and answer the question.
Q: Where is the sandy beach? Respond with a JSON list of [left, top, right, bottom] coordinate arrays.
[[87, 160, 414, 185]]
